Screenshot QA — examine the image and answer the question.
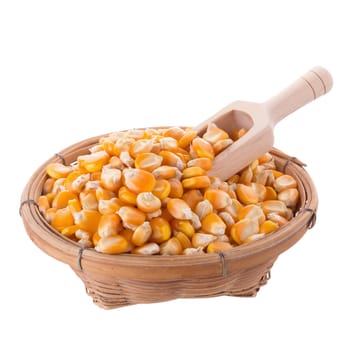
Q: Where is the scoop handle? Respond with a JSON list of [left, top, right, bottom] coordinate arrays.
[[265, 66, 333, 126]]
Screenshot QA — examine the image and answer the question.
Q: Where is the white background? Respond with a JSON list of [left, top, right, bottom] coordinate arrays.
[[1, 1, 349, 349]]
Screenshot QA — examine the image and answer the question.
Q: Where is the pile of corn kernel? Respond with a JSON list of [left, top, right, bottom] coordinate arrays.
[[38, 124, 299, 255]]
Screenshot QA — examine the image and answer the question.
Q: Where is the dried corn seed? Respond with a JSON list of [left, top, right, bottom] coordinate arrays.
[[274, 174, 298, 192], [38, 195, 50, 215], [204, 188, 231, 210], [159, 150, 185, 170], [187, 157, 212, 170], [92, 232, 101, 246], [218, 212, 235, 231], [201, 213, 226, 235], [190, 212, 202, 230], [232, 128, 247, 141], [43, 178, 55, 194], [267, 213, 289, 227], [178, 129, 197, 148], [71, 173, 90, 193], [259, 220, 279, 234], [191, 137, 215, 160], [261, 200, 289, 218], [46, 163, 73, 179], [171, 219, 195, 238], [73, 209, 101, 233], [207, 241, 232, 253], [230, 218, 259, 244], [183, 247, 205, 255], [236, 184, 259, 205], [160, 137, 178, 151], [132, 221, 152, 246], [168, 178, 184, 198], [123, 168, 156, 193], [174, 232, 192, 249], [163, 126, 185, 140], [136, 192, 162, 213], [238, 204, 265, 225], [78, 151, 110, 172], [265, 186, 277, 200], [182, 166, 206, 178], [100, 167, 122, 192], [239, 166, 253, 185], [192, 233, 217, 248], [152, 179, 171, 200], [243, 233, 265, 244], [150, 217, 172, 243], [132, 242, 160, 255], [98, 213, 122, 237], [160, 237, 183, 255], [117, 206, 146, 229], [134, 153, 163, 172], [203, 123, 229, 144], [129, 139, 154, 158], [213, 139, 233, 154], [258, 152, 273, 164], [146, 209, 162, 220], [277, 188, 299, 208], [118, 186, 137, 205], [79, 191, 98, 211], [98, 197, 121, 214], [109, 156, 124, 169], [182, 189, 203, 210], [182, 175, 211, 189], [167, 198, 193, 220], [52, 190, 78, 209], [95, 235, 129, 254], [152, 165, 178, 179]]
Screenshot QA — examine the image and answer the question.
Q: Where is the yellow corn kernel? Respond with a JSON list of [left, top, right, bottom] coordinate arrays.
[[46, 163, 73, 179], [98, 213, 122, 237], [258, 152, 273, 164], [190, 212, 202, 230], [123, 168, 156, 193], [119, 229, 135, 252], [119, 151, 134, 167], [44, 207, 57, 223], [168, 178, 184, 198], [100, 167, 122, 192], [118, 186, 137, 205], [167, 198, 193, 220], [131, 221, 152, 246], [159, 136, 178, 151], [146, 209, 162, 220], [92, 232, 101, 246], [182, 189, 203, 210], [243, 233, 265, 244], [136, 192, 161, 213], [261, 200, 289, 218], [38, 195, 50, 215], [150, 217, 171, 243], [239, 166, 253, 185], [100, 136, 118, 155], [260, 220, 279, 234], [95, 235, 129, 254], [182, 166, 206, 179], [224, 198, 243, 220], [163, 126, 185, 140], [238, 204, 265, 225], [159, 150, 185, 170], [51, 207, 74, 232], [207, 241, 232, 253], [78, 151, 110, 173], [202, 123, 229, 144], [191, 137, 215, 160], [152, 179, 171, 200], [79, 191, 98, 211], [73, 209, 101, 233], [51, 190, 78, 209], [274, 174, 297, 192], [174, 232, 192, 249], [70, 173, 90, 193], [182, 175, 211, 189], [43, 178, 55, 194], [132, 242, 160, 255], [134, 152, 162, 172], [277, 188, 299, 208], [265, 186, 277, 200], [60, 224, 79, 237], [183, 247, 205, 255], [178, 129, 197, 149], [63, 170, 83, 191], [230, 218, 259, 244], [204, 188, 231, 210], [117, 206, 146, 230], [152, 165, 178, 179], [195, 199, 214, 220], [236, 184, 259, 205], [95, 187, 115, 201], [187, 157, 213, 171], [51, 178, 66, 195], [67, 198, 82, 214], [75, 228, 93, 241], [129, 139, 154, 158], [114, 136, 134, 154], [232, 128, 248, 141], [171, 219, 195, 238], [98, 197, 121, 215], [218, 212, 235, 232], [213, 139, 233, 154], [160, 237, 183, 255], [109, 156, 123, 169], [227, 174, 240, 184], [201, 213, 226, 235], [192, 233, 217, 248], [267, 213, 289, 227]]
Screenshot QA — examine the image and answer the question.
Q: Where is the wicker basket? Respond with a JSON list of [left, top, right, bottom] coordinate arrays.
[[20, 132, 318, 309]]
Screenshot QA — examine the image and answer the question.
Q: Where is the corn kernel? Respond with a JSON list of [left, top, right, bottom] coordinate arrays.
[[232, 128, 247, 141], [129, 139, 154, 158], [261, 200, 289, 218], [78, 151, 110, 172], [152, 179, 171, 200], [171, 219, 195, 238], [118, 186, 138, 205], [160, 237, 183, 255], [100, 167, 122, 192], [187, 157, 212, 170], [274, 174, 298, 192], [182, 166, 206, 178], [52, 190, 78, 209], [277, 188, 299, 208], [213, 139, 233, 154], [150, 217, 171, 243], [236, 184, 259, 205], [132, 221, 152, 246], [98, 197, 121, 215], [207, 241, 232, 253], [182, 175, 211, 189], [136, 192, 162, 213], [178, 129, 197, 148], [118, 206, 146, 230], [51, 207, 75, 232], [201, 213, 226, 235], [191, 137, 215, 160], [168, 178, 184, 198], [159, 150, 185, 170], [167, 198, 193, 220], [174, 232, 192, 249], [204, 188, 231, 210], [203, 123, 229, 144], [95, 235, 129, 254], [238, 204, 265, 225], [132, 242, 160, 255], [192, 233, 217, 248], [134, 152, 163, 172], [98, 213, 122, 237], [46, 163, 73, 179], [259, 220, 279, 234], [230, 218, 259, 244], [123, 168, 156, 193], [182, 189, 203, 210]]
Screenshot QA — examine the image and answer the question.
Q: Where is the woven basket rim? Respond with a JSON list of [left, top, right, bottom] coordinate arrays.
[[20, 130, 318, 281]]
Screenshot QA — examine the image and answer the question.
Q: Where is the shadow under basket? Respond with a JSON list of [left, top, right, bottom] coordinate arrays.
[[20, 133, 318, 309]]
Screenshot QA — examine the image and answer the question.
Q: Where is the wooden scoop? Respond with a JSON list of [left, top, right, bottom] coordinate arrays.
[[194, 66, 333, 180]]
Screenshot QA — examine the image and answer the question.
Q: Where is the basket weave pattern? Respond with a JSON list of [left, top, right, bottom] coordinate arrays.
[[20, 133, 317, 309]]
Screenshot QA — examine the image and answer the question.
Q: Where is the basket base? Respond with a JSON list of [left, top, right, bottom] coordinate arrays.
[[72, 257, 275, 309]]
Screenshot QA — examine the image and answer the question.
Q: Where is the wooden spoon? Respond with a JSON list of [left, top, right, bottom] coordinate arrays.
[[194, 66, 333, 180]]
